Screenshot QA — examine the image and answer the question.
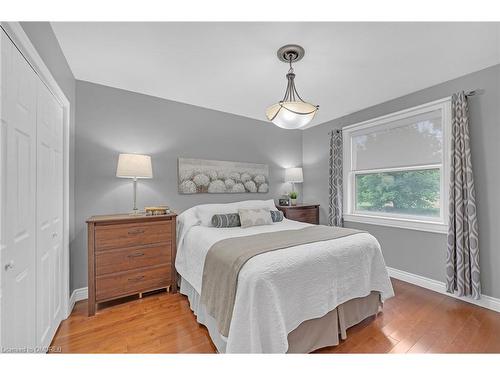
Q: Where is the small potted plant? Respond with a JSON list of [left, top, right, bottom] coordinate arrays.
[[289, 191, 298, 206]]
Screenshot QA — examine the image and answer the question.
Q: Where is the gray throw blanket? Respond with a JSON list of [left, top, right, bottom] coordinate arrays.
[[200, 225, 364, 337]]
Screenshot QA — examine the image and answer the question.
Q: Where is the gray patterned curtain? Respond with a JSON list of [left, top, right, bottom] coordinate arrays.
[[328, 130, 343, 227], [446, 92, 481, 299]]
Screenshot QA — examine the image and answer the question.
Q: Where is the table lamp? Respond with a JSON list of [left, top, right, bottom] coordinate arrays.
[[284, 167, 303, 205], [116, 153, 153, 215]]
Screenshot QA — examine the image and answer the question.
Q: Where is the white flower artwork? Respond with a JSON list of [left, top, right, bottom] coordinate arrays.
[[178, 158, 270, 194]]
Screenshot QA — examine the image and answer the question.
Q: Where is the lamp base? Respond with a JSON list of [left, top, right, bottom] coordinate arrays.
[[128, 178, 142, 216]]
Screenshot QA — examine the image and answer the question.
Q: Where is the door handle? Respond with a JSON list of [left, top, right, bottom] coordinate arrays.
[[4, 261, 14, 271]]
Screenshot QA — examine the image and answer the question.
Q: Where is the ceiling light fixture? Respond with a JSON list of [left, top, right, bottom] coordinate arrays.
[[266, 44, 319, 129]]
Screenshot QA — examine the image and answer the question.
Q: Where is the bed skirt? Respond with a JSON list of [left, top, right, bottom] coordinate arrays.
[[180, 277, 382, 353]]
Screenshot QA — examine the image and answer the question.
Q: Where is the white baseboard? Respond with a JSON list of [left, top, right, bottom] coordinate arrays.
[[68, 287, 88, 316], [387, 266, 500, 313], [65, 270, 500, 317]]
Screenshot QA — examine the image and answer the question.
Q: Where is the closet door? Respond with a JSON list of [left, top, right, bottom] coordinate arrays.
[[36, 80, 64, 348], [0, 29, 38, 350]]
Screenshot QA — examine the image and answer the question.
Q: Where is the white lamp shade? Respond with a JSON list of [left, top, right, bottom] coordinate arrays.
[[116, 153, 153, 179], [285, 167, 303, 183], [266, 101, 318, 129]]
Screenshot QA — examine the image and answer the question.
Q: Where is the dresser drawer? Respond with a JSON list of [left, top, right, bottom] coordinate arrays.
[[95, 243, 171, 276], [95, 221, 171, 251], [96, 264, 171, 302], [286, 208, 318, 224]]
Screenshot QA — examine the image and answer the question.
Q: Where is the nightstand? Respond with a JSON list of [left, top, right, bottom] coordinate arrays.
[[276, 204, 320, 225]]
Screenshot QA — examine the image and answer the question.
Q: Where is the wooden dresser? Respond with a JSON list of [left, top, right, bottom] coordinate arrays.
[[87, 213, 177, 316], [276, 204, 320, 225]]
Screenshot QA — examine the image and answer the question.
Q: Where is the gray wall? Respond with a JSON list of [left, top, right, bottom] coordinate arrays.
[[19, 22, 500, 298], [74, 81, 303, 291], [20, 22, 78, 289], [303, 64, 500, 298]]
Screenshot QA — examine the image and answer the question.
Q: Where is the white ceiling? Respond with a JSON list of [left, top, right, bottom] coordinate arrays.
[[51, 22, 500, 128]]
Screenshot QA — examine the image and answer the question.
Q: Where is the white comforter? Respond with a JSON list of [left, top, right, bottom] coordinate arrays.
[[176, 201, 394, 353]]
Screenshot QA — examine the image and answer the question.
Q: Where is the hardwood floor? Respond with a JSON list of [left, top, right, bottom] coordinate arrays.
[[50, 278, 500, 353]]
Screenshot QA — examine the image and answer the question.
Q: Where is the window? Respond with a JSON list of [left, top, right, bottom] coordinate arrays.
[[343, 99, 451, 233]]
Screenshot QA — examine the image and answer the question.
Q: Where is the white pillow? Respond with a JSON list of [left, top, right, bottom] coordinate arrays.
[[238, 208, 273, 228], [196, 199, 276, 226]]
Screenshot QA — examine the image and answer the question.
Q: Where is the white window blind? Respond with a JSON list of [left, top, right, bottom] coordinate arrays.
[[351, 110, 443, 171], [343, 99, 451, 233]]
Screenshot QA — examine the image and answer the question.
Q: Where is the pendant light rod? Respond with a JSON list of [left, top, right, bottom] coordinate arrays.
[[279, 52, 310, 105]]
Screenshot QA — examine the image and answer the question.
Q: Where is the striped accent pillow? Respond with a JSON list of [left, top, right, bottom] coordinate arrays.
[[270, 210, 284, 222], [211, 213, 241, 228]]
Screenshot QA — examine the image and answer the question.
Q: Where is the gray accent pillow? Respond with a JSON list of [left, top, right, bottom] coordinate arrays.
[[270, 210, 284, 222], [211, 213, 241, 228], [238, 208, 273, 228]]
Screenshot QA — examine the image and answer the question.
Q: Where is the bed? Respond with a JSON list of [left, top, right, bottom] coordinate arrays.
[[175, 200, 394, 353]]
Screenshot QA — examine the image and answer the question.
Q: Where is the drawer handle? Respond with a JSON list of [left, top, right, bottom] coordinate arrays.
[[128, 228, 145, 235], [128, 252, 145, 258], [128, 275, 145, 282]]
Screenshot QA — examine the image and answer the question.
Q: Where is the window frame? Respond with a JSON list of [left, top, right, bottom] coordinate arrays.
[[342, 98, 452, 234]]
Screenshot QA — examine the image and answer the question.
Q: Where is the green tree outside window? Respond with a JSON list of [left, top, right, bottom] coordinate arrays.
[[355, 168, 440, 217]]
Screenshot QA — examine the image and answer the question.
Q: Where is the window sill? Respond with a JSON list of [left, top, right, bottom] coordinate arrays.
[[343, 213, 448, 234]]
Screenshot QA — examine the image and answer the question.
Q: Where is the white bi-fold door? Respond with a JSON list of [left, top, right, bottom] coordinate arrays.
[[0, 28, 64, 352], [36, 79, 64, 349], [1, 28, 38, 351]]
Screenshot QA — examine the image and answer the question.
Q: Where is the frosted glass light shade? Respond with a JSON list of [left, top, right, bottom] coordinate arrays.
[[285, 167, 303, 183], [116, 154, 153, 179], [266, 101, 318, 129]]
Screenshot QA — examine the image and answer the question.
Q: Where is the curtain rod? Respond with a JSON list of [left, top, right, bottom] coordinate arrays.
[[331, 89, 482, 134], [465, 89, 484, 97]]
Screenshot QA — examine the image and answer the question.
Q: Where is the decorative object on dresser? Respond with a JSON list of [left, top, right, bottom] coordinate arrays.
[[145, 206, 171, 216], [277, 204, 320, 225], [278, 196, 290, 206], [284, 167, 303, 205], [87, 213, 177, 316], [116, 153, 153, 215], [178, 157, 269, 194]]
